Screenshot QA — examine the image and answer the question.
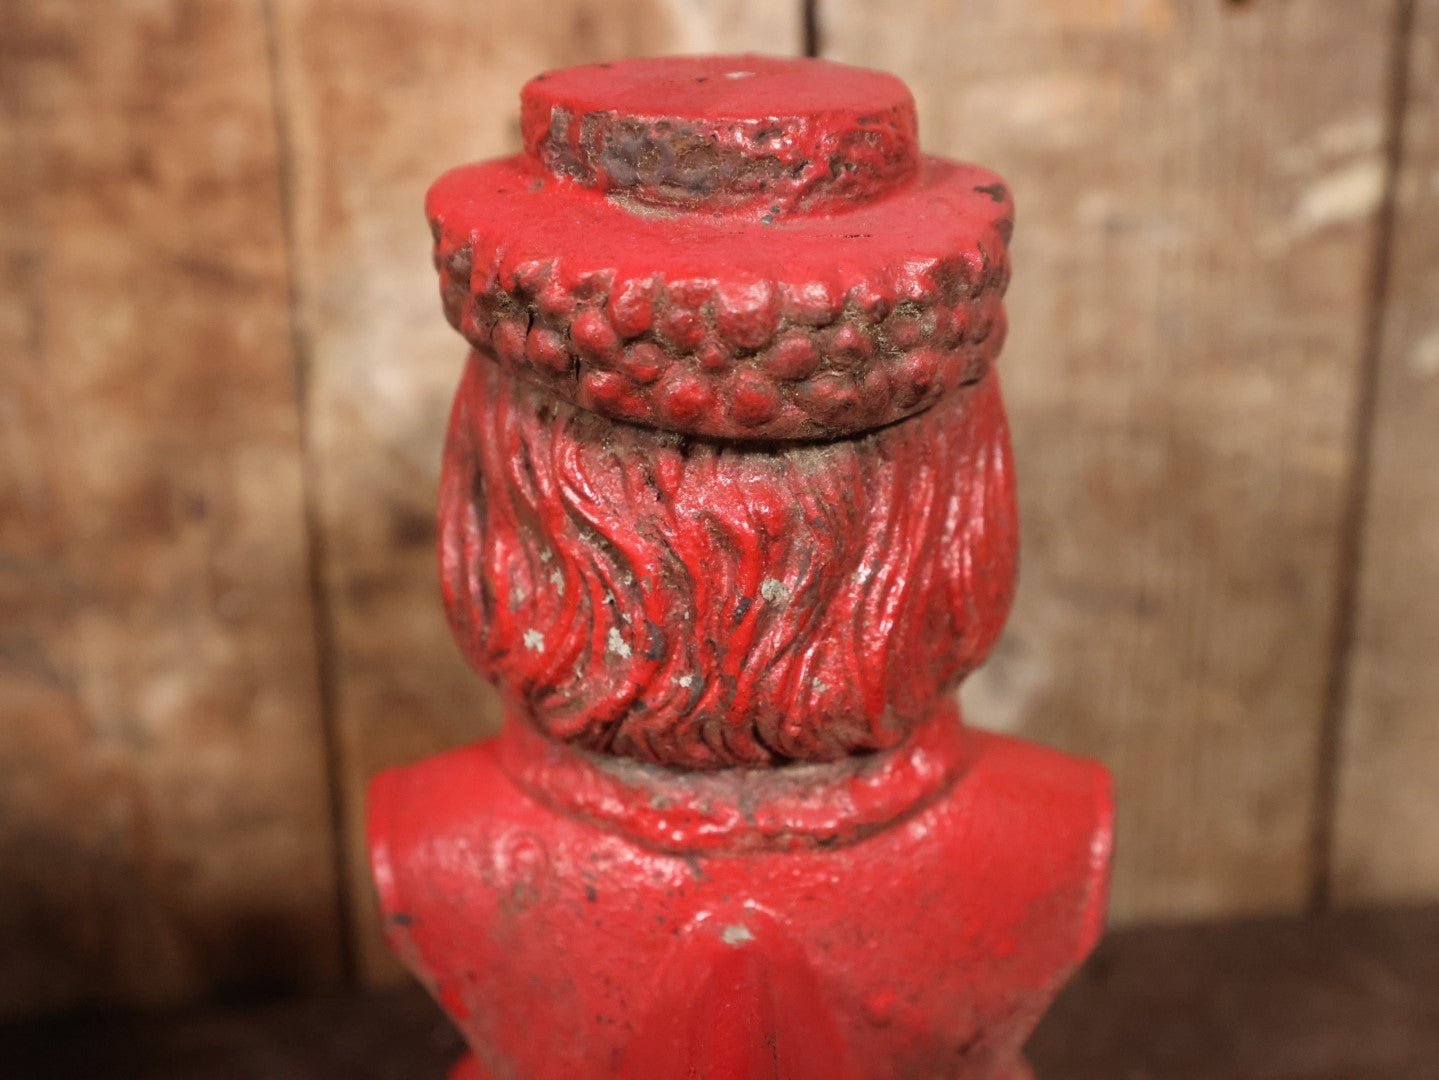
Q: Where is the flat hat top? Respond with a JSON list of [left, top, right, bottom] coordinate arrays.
[[428, 55, 1013, 440], [523, 54, 913, 128], [521, 54, 919, 218]]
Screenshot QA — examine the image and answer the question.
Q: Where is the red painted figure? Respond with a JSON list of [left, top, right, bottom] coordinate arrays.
[[369, 55, 1113, 1079]]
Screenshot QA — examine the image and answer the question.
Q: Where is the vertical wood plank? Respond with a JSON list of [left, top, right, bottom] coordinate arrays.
[[0, 0, 339, 1014], [820, 0, 1395, 921], [267, 0, 804, 983], [1334, 0, 1439, 904]]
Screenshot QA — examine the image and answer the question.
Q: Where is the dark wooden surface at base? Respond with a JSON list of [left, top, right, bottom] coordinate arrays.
[[6, 908, 1437, 1079], [1027, 907, 1439, 1080]]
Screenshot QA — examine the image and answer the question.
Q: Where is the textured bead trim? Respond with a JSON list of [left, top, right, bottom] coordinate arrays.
[[434, 232, 1009, 440]]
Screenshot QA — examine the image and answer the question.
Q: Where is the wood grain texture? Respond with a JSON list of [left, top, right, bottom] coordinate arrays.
[[265, 0, 804, 983], [0, 0, 339, 1015], [820, 0, 1396, 921], [1334, 1, 1439, 904]]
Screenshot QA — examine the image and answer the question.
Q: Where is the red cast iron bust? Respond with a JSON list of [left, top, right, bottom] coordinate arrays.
[[370, 55, 1113, 1079]]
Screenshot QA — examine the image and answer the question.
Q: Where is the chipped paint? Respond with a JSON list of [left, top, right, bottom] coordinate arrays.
[[607, 626, 632, 659], [720, 923, 755, 946]]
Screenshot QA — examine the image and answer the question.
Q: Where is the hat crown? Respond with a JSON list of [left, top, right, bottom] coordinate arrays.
[[520, 55, 919, 218]]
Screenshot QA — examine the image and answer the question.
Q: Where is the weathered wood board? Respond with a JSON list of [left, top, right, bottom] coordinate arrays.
[[1333, 0, 1439, 905], [820, 0, 1397, 921], [0, 0, 339, 1015], [266, 0, 804, 982]]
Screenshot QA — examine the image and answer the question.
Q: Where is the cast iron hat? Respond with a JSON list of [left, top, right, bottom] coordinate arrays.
[[427, 55, 1013, 440]]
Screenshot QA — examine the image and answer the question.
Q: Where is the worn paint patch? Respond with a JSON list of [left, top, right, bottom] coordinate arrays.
[[606, 626, 632, 659], [720, 923, 755, 946]]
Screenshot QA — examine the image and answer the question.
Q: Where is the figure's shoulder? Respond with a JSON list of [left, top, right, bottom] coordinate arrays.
[[369, 737, 518, 837], [959, 728, 1114, 817], [368, 737, 533, 909], [917, 727, 1114, 961]]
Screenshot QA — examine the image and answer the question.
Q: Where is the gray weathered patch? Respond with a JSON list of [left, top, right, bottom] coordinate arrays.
[[721, 923, 755, 947]]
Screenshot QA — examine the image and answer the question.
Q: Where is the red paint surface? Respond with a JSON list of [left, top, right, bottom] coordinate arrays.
[[520, 55, 919, 217], [426, 55, 1012, 441], [374, 55, 1113, 1078], [374, 715, 1110, 1079], [437, 355, 1016, 767]]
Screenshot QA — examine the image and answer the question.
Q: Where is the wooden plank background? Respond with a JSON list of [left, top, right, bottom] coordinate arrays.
[[1333, 0, 1439, 906], [0, 0, 340, 1014], [822, 0, 1405, 922], [0, 0, 1435, 1014]]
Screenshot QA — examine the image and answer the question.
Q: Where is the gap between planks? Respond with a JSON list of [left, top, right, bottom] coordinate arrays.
[[1310, 0, 1418, 912], [259, 0, 359, 985]]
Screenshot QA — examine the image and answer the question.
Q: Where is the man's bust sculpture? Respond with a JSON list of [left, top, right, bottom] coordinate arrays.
[[369, 55, 1112, 1079]]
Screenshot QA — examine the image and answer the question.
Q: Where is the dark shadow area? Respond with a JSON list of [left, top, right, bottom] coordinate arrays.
[[5, 907, 1438, 1079]]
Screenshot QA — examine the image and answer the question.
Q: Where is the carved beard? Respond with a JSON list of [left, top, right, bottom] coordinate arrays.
[[439, 353, 1017, 769]]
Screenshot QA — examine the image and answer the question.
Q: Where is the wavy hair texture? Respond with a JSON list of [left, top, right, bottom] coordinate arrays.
[[439, 354, 1017, 768]]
